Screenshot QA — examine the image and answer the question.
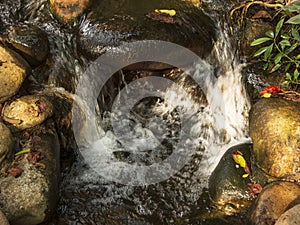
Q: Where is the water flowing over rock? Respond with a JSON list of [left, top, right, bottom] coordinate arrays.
[[250, 181, 300, 225], [0, 123, 60, 225], [0, 122, 13, 166], [0, 45, 30, 103], [2, 95, 53, 130], [250, 98, 300, 181]]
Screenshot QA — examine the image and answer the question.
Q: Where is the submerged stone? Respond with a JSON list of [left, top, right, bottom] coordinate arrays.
[[250, 98, 300, 181], [0, 45, 30, 103], [208, 144, 255, 215]]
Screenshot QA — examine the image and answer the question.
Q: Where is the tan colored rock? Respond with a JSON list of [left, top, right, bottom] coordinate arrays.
[[0, 123, 60, 225], [0, 210, 9, 225], [249, 98, 300, 180], [49, 0, 90, 23], [0, 45, 30, 103], [2, 95, 53, 130], [0, 122, 13, 165], [275, 204, 300, 225], [250, 181, 300, 225]]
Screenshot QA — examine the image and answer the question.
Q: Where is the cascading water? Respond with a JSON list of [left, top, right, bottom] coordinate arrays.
[[57, 25, 251, 224], [1, 0, 252, 223]]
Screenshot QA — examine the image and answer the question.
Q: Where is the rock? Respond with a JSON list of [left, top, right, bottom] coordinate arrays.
[[2, 95, 53, 130], [0, 210, 9, 225], [275, 204, 300, 225], [0, 122, 13, 166], [0, 122, 60, 225], [249, 98, 300, 181], [6, 24, 49, 66], [78, 0, 216, 60], [239, 19, 273, 58], [208, 144, 255, 215], [250, 181, 300, 225], [0, 44, 30, 103], [49, 0, 91, 23]]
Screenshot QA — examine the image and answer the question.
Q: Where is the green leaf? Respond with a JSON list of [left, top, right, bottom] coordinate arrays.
[[282, 80, 289, 85], [274, 52, 283, 64], [283, 1, 300, 13], [264, 44, 273, 60], [294, 69, 299, 80], [291, 28, 300, 42], [279, 39, 291, 50], [285, 63, 291, 71], [253, 46, 269, 57], [276, 18, 285, 37], [263, 62, 270, 70], [251, 37, 272, 46], [286, 15, 300, 24], [286, 72, 292, 80], [265, 30, 275, 38], [281, 34, 290, 39], [270, 63, 281, 73], [296, 54, 300, 59], [285, 44, 298, 54]]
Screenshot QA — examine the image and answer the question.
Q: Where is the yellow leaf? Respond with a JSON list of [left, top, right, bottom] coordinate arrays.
[[262, 93, 272, 98], [154, 9, 176, 16], [232, 153, 246, 168], [242, 174, 249, 178]]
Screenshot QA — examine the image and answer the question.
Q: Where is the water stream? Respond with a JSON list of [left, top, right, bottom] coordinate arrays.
[[1, 0, 251, 224]]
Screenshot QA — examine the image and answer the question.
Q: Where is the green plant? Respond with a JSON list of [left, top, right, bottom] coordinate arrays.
[[250, 2, 300, 86]]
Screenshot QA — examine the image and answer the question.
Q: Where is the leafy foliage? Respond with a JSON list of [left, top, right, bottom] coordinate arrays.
[[251, 2, 300, 86]]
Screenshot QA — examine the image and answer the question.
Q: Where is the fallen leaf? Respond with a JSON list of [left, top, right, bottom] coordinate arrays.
[[27, 152, 44, 165], [232, 150, 247, 168], [242, 174, 249, 178], [244, 162, 252, 175], [262, 92, 272, 98], [252, 10, 272, 19], [259, 85, 282, 97], [247, 183, 263, 195], [154, 9, 176, 17], [8, 167, 23, 178]]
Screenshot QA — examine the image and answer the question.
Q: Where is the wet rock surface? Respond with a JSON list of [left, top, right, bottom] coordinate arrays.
[[209, 144, 255, 215], [275, 204, 300, 225], [0, 45, 30, 103], [2, 95, 53, 130], [0, 122, 13, 166], [249, 98, 300, 180], [0, 122, 60, 225], [78, 0, 216, 60], [4, 24, 50, 66], [250, 181, 300, 225]]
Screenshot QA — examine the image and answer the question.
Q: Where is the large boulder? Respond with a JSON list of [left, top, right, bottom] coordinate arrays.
[[0, 122, 60, 225], [0, 45, 30, 103], [2, 95, 53, 130], [0, 122, 13, 166], [250, 181, 300, 225], [249, 98, 300, 181]]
